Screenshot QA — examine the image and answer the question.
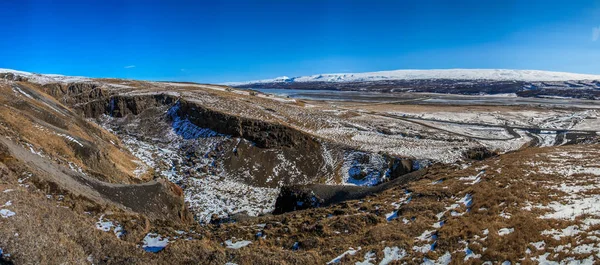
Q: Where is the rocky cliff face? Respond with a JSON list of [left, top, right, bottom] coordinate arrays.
[[29, 83, 417, 221], [175, 99, 319, 149], [40, 82, 106, 106], [68, 90, 417, 187], [273, 160, 419, 214], [1, 75, 424, 223]]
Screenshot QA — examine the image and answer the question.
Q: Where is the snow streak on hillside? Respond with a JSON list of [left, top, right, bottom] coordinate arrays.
[[227, 69, 600, 86]]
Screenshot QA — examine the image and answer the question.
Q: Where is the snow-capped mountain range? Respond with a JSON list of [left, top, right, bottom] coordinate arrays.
[[227, 69, 600, 86], [4, 68, 599, 87], [0, 68, 91, 85]]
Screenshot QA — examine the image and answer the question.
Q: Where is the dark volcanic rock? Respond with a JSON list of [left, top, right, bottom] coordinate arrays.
[[462, 147, 497, 161], [175, 100, 319, 149], [273, 169, 427, 214]]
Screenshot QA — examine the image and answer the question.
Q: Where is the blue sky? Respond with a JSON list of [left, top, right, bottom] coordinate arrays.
[[1, 0, 599, 83]]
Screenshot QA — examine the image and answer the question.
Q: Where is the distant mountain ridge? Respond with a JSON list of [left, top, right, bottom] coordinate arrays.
[[2, 68, 599, 99], [226, 69, 600, 86], [227, 69, 600, 100]]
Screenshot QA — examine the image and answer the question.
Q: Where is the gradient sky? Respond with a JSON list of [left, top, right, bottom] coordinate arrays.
[[1, 0, 599, 83]]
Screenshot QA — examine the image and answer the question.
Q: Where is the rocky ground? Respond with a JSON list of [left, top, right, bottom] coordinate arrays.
[[0, 70, 599, 264]]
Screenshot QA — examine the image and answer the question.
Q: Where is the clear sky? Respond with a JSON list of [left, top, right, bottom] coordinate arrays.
[[1, 0, 599, 83]]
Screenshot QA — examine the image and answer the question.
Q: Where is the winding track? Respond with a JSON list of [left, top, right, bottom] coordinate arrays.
[[363, 111, 598, 142]]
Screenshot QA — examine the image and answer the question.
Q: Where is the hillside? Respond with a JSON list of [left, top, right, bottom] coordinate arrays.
[[0, 69, 599, 264]]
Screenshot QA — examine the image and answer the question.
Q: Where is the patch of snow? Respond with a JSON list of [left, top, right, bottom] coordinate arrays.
[[422, 251, 451, 265], [541, 195, 600, 220], [498, 228, 514, 236], [379, 247, 406, 265], [142, 233, 169, 252], [499, 211, 511, 219], [541, 226, 583, 240], [225, 239, 252, 249], [531, 241, 546, 250], [95, 215, 124, 238], [531, 252, 596, 265], [56, 133, 84, 147], [355, 250, 376, 265], [12, 86, 33, 99], [167, 102, 223, 139], [0, 209, 15, 218], [432, 221, 444, 229], [458, 171, 484, 185], [457, 193, 473, 207], [416, 230, 435, 241], [572, 244, 595, 254], [464, 247, 481, 261], [327, 247, 361, 264], [386, 211, 398, 222], [412, 243, 432, 253]]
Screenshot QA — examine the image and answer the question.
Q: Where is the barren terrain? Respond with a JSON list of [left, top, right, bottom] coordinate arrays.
[[0, 69, 599, 264]]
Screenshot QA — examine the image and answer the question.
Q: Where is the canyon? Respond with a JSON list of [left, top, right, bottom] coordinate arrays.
[[0, 69, 599, 264]]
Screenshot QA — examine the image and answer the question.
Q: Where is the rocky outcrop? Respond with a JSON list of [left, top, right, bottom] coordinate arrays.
[[0, 72, 28, 82], [462, 147, 498, 161], [174, 100, 320, 149], [76, 93, 321, 149], [72, 93, 420, 188], [273, 169, 427, 214], [41, 83, 107, 106], [73, 94, 176, 118]]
